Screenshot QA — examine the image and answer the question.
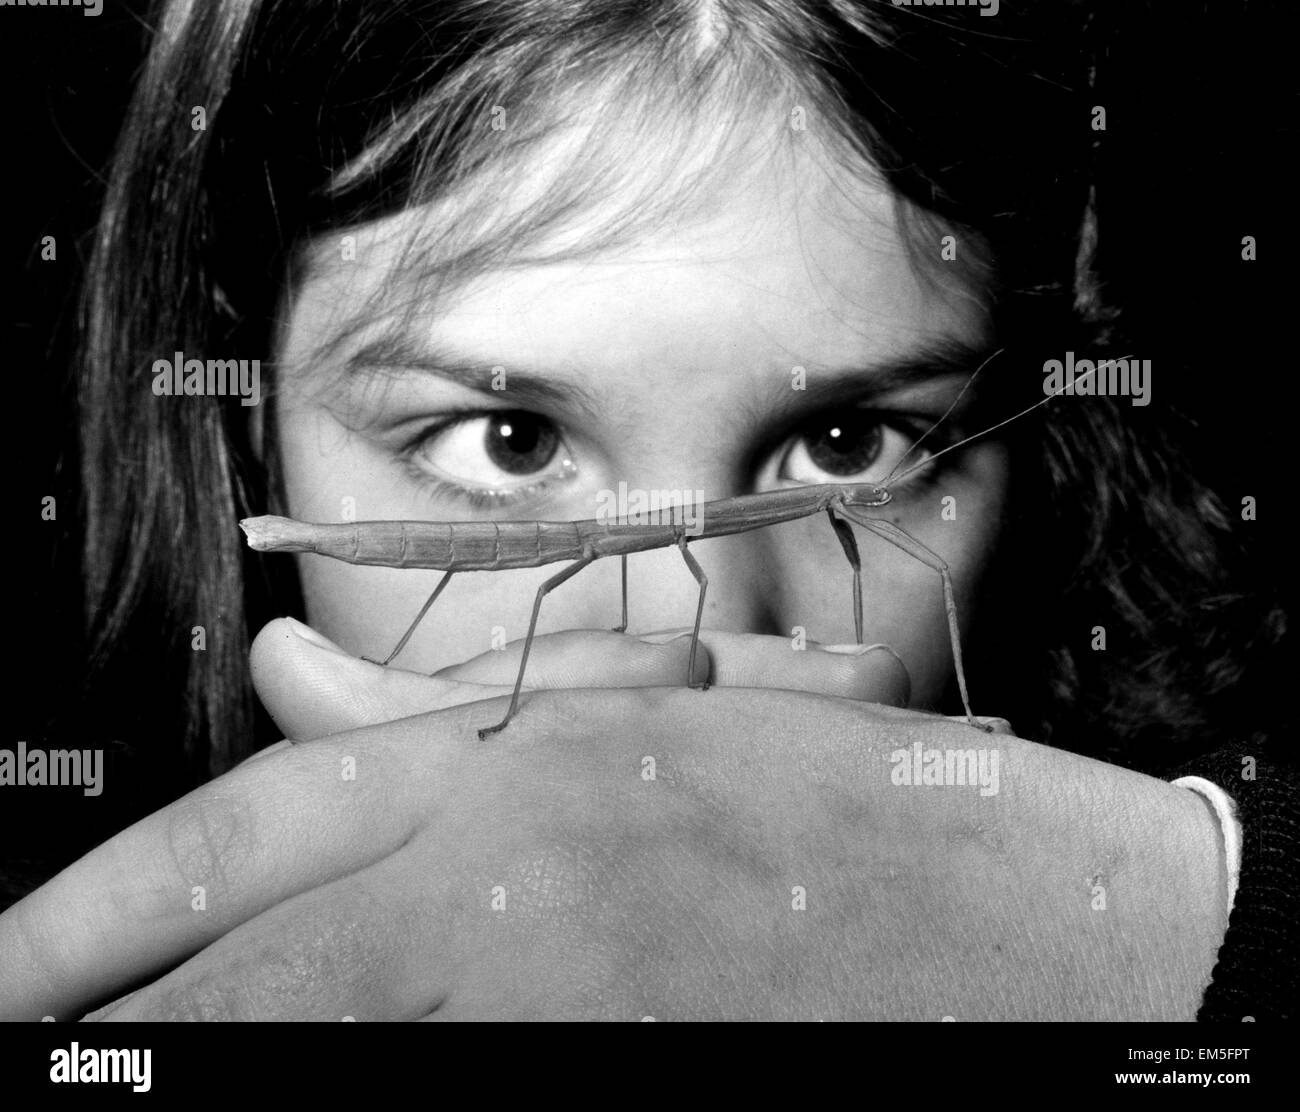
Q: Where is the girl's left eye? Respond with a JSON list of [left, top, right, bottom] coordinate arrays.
[[408, 411, 576, 497], [778, 412, 923, 486]]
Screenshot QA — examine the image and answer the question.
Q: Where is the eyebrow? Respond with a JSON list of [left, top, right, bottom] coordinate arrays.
[[341, 325, 996, 423], [778, 339, 998, 415], [341, 329, 602, 419], [724, 338, 1001, 463]]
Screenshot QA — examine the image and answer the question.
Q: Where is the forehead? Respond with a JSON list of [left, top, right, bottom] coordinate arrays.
[[285, 123, 987, 377]]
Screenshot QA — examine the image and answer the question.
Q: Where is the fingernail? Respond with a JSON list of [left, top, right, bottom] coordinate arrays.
[[638, 631, 691, 645], [824, 643, 911, 706], [286, 617, 348, 655], [823, 642, 907, 669]]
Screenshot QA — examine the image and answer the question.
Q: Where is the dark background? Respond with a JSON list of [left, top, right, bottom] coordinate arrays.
[[0, 1, 1294, 884]]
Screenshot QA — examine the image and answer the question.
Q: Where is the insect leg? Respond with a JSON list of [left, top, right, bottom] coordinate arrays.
[[827, 509, 864, 644], [364, 570, 454, 667], [479, 554, 596, 740], [676, 537, 710, 690], [611, 554, 629, 633], [836, 509, 984, 731]]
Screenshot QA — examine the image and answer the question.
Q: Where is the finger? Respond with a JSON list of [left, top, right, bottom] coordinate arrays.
[[252, 618, 521, 741], [252, 620, 712, 742], [635, 629, 911, 707], [636, 627, 833, 649], [95, 867, 435, 1022], [0, 710, 481, 1021], [434, 629, 711, 689]]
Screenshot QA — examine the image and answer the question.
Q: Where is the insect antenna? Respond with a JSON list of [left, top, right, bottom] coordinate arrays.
[[883, 361, 1122, 490], [882, 347, 1006, 488]]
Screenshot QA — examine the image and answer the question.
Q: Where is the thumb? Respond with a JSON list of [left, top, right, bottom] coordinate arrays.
[[249, 618, 506, 741]]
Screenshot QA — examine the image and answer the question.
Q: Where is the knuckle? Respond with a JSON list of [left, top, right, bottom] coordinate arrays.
[[164, 792, 260, 897], [135, 894, 393, 1021], [143, 970, 262, 1022]]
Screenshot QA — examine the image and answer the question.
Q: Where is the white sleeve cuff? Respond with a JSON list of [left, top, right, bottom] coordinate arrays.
[[1171, 775, 1242, 915]]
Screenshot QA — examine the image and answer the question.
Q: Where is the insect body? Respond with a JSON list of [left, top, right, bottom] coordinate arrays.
[[240, 483, 891, 570], [240, 481, 980, 739]]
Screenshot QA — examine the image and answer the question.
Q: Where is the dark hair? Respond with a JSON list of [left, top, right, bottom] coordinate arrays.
[[74, 0, 1276, 806]]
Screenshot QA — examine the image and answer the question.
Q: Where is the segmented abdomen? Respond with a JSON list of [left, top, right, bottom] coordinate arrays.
[[241, 516, 588, 570]]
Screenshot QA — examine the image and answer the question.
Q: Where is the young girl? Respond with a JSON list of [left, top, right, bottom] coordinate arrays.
[[2, 0, 1290, 1021]]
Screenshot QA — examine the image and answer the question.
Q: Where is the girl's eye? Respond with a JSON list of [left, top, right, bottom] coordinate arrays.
[[411, 410, 573, 492], [778, 412, 924, 485]]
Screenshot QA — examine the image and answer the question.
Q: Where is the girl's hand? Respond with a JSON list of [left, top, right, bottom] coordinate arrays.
[[251, 617, 912, 740], [0, 684, 1224, 1021], [0, 622, 910, 1020]]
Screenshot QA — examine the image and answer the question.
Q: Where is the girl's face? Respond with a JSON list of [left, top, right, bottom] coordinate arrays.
[[273, 139, 1009, 711]]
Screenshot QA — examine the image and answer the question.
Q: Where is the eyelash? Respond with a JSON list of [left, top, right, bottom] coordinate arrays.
[[768, 409, 956, 493], [856, 413, 951, 487], [398, 408, 958, 513], [397, 411, 574, 511], [411, 478, 556, 511]]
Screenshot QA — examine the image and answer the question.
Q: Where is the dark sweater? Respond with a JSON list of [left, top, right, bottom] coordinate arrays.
[[1175, 743, 1299, 1021]]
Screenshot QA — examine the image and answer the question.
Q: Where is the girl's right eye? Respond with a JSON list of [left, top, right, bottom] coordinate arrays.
[[408, 410, 576, 497], [776, 410, 929, 487]]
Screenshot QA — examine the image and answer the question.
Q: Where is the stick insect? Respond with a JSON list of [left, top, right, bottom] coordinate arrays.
[[242, 357, 1097, 740]]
